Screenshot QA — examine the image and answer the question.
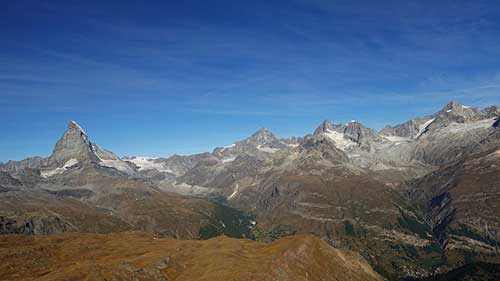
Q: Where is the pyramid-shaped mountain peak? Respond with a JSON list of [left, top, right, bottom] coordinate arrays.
[[245, 128, 279, 145], [49, 121, 98, 166], [439, 100, 476, 113], [68, 120, 87, 135]]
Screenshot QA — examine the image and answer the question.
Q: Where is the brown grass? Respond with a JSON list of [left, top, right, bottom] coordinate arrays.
[[0, 232, 383, 281]]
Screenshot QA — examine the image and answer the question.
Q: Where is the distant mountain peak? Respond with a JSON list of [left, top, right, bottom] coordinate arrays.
[[438, 100, 476, 115], [247, 128, 278, 144], [256, 127, 271, 133], [311, 119, 381, 153], [314, 120, 335, 135], [68, 120, 87, 135], [43, 121, 136, 175], [343, 121, 381, 144], [49, 121, 97, 166]]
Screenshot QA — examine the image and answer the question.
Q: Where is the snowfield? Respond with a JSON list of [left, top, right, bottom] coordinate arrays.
[[324, 129, 356, 151], [415, 118, 435, 139], [257, 145, 280, 153], [125, 156, 173, 173], [41, 158, 79, 178]]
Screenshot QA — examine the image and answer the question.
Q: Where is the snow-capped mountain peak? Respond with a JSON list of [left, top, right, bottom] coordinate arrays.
[[69, 120, 87, 135]]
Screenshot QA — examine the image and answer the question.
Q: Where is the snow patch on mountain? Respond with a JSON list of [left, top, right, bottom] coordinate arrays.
[[40, 158, 79, 178], [220, 143, 236, 152], [125, 157, 173, 173], [382, 135, 411, 142], [69, 120, 87, 135], [257, 145, 280, 153], [324, 129, 356, 151], [99, 158, 135, 174], [227, 184, 239, 200], [381, 135, 413, 146], [222, 157, 237, 163], [94, 148, 135, 174], [415, 118, 435, 139], [443, 118, 497, 133]]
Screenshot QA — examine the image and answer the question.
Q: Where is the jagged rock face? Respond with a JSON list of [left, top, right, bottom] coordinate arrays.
[[313, 120, 336, 135], [313, 120, 382, 153], [299, 134, 351, 167], [382, 102, 496, 140], [375, 102, 500, 168], [380, 118, 428, 139], [409, 117, 498, 166], [344, 121, 380, 143], [49, 121, 99, 166], [212, 128, 288, 160], [427, 101, 485, 131]]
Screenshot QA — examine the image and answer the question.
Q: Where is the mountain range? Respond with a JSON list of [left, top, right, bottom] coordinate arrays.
[[1, 101, 499, 280]]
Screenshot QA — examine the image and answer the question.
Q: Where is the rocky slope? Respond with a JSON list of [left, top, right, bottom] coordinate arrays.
[[0, 232, 383, 281]]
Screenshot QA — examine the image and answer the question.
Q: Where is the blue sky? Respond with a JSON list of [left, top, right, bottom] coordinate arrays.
[[1, 0, 500, 161]]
